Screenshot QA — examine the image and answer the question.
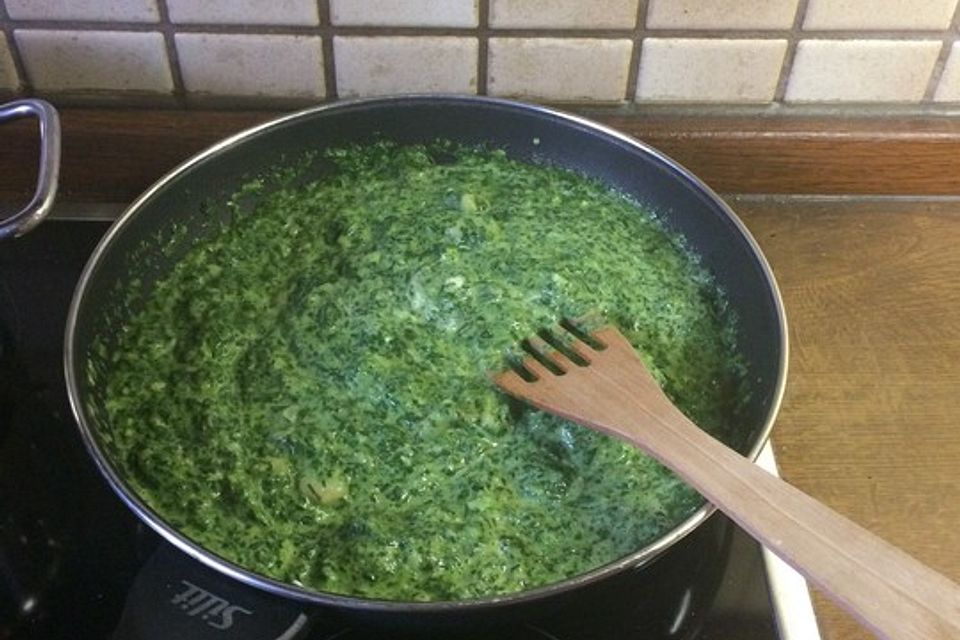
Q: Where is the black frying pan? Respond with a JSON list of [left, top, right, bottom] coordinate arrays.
[[61, 95, 787, 629]]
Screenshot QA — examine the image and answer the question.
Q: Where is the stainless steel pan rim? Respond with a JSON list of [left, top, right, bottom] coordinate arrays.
[[64, 94, 789, 612]]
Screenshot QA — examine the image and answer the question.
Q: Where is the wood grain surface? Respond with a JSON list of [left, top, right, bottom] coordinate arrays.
[[6, 108, 960, 204], [605, 115, 960, 196], [731, 197, 960, 640]]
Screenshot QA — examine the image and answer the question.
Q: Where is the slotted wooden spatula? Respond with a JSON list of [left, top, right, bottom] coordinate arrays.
[[492, 324, 960, 640]]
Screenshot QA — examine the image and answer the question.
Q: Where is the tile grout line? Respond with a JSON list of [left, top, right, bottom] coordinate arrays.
[[624, 0, 648, 102], [921, 0, 960, 101], [774, 0, 812, 102], [23, 90, 960, 110], [2, 18, 958, 40], [155, 0, 186, 107], [318, 0, 337, 100], [0, 1, 33, 95], [477, 0, 489, 95]]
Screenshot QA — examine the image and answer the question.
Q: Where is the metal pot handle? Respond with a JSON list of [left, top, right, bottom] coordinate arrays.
[[0, 98, 61, 239]]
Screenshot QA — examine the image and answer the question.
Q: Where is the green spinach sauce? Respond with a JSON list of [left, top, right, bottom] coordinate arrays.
[[97, 142, 745, 601]]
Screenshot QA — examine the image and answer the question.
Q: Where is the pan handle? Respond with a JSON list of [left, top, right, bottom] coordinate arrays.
[[0, 99, 61, 239]]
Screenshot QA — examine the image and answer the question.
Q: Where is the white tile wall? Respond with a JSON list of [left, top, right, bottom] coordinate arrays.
[[934, 42, 960, 100], [0, 33, 18, 91], [335, 36, 477, 97], [176, 33, 324, 98], [646, 0, 799, 30], [489, 0, 638, 29], [804, 0, 957, 30], [15, 29, 173, 92], [166, 0, 319, 26], [330, 0, 478, 27], [2, 0, 960, 106], [489, 38, 632, 102], [786, 40, 941, 101], [5, 0, 159, 23], [638, 39, 787, 102]]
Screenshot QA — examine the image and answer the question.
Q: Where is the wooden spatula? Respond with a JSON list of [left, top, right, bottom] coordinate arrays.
[[492, 324, 960, 640]]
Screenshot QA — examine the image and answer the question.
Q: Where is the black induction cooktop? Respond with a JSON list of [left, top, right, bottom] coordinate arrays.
[[1, 220, 781, 640]]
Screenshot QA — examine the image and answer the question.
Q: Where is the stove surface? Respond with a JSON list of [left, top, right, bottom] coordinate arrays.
[[2, 220, 784, 640]]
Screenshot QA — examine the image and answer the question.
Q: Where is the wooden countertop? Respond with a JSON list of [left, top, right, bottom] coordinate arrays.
[[4, 107, 959, 639], [729, 196, 960, 640]]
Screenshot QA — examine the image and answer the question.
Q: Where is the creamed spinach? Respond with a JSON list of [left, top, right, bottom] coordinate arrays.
[[96, 142, 746, 601]]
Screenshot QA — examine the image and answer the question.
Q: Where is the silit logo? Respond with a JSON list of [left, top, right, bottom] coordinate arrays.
[[171, 580, 253, 630]]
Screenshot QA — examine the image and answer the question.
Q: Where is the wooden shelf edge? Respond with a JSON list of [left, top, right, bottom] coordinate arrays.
[[4, 108, 960, 202]]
